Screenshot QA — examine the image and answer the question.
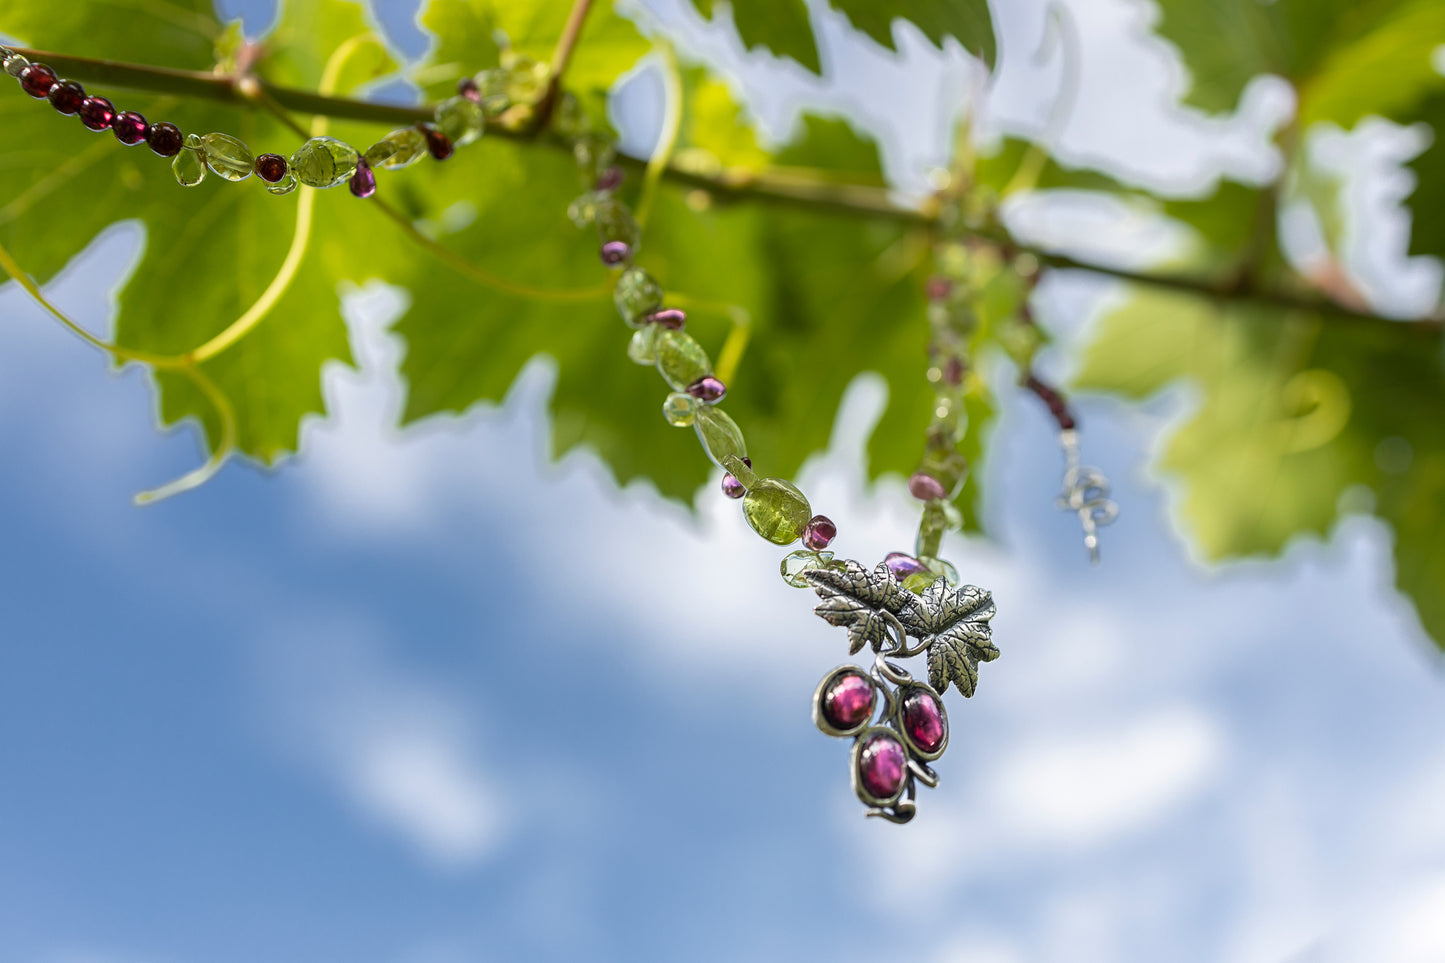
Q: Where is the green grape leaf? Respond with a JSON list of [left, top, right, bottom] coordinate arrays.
[[1152, 0, 1445, 124], [0, 0, 409, 463], [1075, 287, 1445, 651], [829, 0, 996, 69], [689, 0, 821, 74]]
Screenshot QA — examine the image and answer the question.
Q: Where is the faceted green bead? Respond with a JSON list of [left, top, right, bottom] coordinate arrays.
[[4, 53, 29, 77], [655, 329, 711, 391], [917, 449, 969, 500], [915, 500, 949, 559], [663, 392, 696, 427], [573, 134, 616, 181], [596, 199, 639, 249], [721, 454, 756, 489], [291, 136, 359, 188], [366, 127, 427, 171], [473, 68, 511, 117], [172, 146, 208, 187], [742, 478, 812, 545], [903, 556, 959, 594], [614, 267, 663, 327], [266, 169, 298, 195], [502, 52, 549, 103], [781, 550, 836, 588], [552, 91, 587, 139], [567, 191, 604, 228], [693, 406, 746, 469], [435, 95, 485, 147], [201, 132, 252, 181], [627, 326, 660, 365]]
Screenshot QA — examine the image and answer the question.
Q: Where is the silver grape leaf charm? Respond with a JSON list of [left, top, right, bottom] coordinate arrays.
[[897, 579, 998, 697], [805, 561, 911, 655]]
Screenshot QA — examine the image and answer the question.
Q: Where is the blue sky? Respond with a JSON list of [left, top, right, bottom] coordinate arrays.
[[3, 1, 1445, 961]]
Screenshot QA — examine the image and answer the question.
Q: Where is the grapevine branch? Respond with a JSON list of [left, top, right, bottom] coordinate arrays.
[[8, 46, 1443, 334]]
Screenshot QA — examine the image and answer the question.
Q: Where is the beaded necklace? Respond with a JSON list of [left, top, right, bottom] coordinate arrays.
[[1, 43, 1115, 824]]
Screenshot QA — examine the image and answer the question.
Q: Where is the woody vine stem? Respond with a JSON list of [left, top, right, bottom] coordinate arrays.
[[5, 41, 1440, 333]]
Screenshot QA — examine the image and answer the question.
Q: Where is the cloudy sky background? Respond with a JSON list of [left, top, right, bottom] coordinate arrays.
[[2, 0, 1444, 960]]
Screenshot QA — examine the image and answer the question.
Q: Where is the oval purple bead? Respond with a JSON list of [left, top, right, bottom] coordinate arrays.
[[112, 110, 148, 145], [18, 63, 57, 98], [822, 672, 874, 731], [901, 689, 946, 754], [349, 158, 377, 198], [925, 276, 952, 301], [908, 471, 947, 501], [595, 165, 624, 191], [457, 76, 481, 102], [643, 308, 685, 329], [858, 732, 907, 800], [78, 96, 115, 131], [47, 80, 85, 115], [721, 473, 745, 499], [420, 123, 453, 160], [255, 153, 288, 183], [146, 121, 183, 157], [686, 376, 726, 404], [884, 551, 926, 582], [803, 515, 837, 551], [600, 240, 631, 266]]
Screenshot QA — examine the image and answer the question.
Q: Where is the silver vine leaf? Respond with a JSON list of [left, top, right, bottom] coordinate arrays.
[[805, 560, 915, 655], [897, 579, 998, 697]]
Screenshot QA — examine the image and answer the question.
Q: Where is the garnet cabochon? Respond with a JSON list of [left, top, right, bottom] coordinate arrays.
[[901, 687, 946, 756], [820, 672, 874, 732], [856, 731, 907, 801]]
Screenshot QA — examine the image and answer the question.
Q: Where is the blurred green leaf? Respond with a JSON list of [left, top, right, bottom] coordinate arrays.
[[1076, 287, 1445, 650], [829, 0, 996, 68], [689, 0, 820, 74], [1153, 0, 1445, 126]]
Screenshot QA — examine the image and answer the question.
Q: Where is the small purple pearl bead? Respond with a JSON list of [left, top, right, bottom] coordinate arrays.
[[595, 165, 624, 191], [78, 96, 115, 131], [457, 76, 481, 102], [721, 473, 746, 499], [643, 308, 685, 330], [18, 63, 57, 98], [48, 80, 85, 115], [146, 121, 183, 157], [884, 551, 926, 582], [349, 158, 377, 198], [925, 276, 952, 301], [803, 515, 837, 551], [255, 153, 288, 183], [112, 110, 149, 146], [908, 471, 947, 501], [687, 376, 726, 404], [600, 240, 631, 266]]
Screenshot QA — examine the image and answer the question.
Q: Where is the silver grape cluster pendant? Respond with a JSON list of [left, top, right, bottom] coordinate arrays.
[[803, 560, 997, 824]]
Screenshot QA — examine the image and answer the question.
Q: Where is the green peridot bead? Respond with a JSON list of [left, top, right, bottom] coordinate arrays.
[[291, 136, 359, 188], [596, 199, 639, 249], [903, 556, 959, 593], [435, 95, 485, 147], [743, 478, 812, 545], [693, 406, 746, 469], [266, 169, 298, 195], [781, 549, 837, 588], [567, 191, 604, 228], [721, 454, 756, 488], [474, 68, 511, 117], [552, 91, 587, 139], [917, 449, 969, 500], [574, 134, 616, 181], [366, 127, 427, 171], [172, 145, 207, 187], [201, 132, 252, 181], [627, 326, 660, 365], [915, 500, 949, 559], [663, 392, 696, 427], [501, 52, 550, 103], [655, 329, 711, 391], [614, 267, 663, 327]]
